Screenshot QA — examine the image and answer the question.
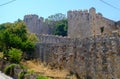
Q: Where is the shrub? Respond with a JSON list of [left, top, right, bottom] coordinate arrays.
[[8, 48, 22, 63], [18, 72, 26, 79], [18, 64, 27, 79], [4, 64, 17, 76]]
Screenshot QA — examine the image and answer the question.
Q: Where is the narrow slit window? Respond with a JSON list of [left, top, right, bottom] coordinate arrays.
[[100, 27, 104, 33]]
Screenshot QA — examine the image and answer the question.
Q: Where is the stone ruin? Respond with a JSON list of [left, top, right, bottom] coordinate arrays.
[[24, 7, 120, 39], [24, 14, 50, 34], [24, 8, 120, 79], [68, 7, 119, 39], [35, 31, 120, 79]]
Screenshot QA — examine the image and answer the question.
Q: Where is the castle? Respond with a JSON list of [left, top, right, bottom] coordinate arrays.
[[24, 7, 120, 39], [24, 8, 120, 79]]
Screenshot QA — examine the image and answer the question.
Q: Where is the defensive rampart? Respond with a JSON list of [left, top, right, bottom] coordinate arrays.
[[35, 31, 120, 79]]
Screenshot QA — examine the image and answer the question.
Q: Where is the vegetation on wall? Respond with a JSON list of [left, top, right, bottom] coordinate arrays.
[[45, 13, 68, 36]]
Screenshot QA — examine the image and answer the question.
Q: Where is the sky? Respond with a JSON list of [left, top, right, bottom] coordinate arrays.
[[0, 0, 120, 24]]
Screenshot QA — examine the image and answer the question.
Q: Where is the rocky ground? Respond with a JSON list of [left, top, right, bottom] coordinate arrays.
[[0, 71, 12, 79]]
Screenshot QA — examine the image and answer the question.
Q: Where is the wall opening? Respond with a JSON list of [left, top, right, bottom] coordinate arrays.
[[100, 27, 104, 33]]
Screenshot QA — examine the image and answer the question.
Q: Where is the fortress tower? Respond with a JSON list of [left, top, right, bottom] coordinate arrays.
[[24, 14, 50, 34], [67, 7, 116, 39]]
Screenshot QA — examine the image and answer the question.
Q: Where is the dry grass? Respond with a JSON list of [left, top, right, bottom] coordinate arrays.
[[21, 60, 71, 78]]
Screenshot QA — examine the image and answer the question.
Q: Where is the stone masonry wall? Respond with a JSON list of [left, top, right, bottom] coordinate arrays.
[[24, 8, 119, 39], [24, 8, 120, 79], [67, 7, 117, 39], [35, 31, 120, 79], [24, 14, 50, 34], [67, 9, 91, 39], [36, 34, 73, 44]]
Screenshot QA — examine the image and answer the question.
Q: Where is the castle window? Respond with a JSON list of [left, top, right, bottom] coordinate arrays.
[[100, 27, 104, 33]]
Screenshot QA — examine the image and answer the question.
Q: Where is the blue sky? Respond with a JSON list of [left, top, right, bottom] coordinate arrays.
[[0, 0, 120, 24]]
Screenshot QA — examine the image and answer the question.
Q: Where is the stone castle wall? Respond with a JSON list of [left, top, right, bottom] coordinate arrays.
[[35, 31, 120, 79], [24, 14, 50, 34], [23, 8, 120, 79], [24, 8, 120, 39], [36, 34, 73, 44], [68, 9, 91, 39], [67, 7, 117, 39]]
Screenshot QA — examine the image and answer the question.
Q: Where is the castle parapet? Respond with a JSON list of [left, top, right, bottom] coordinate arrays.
[[36, 34, 74, 45]]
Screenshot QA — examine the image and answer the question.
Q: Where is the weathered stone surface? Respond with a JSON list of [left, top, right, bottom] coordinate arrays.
[[24, 14, 50, 34], [23, 7, 120, 79], [67, 7, 118, 39], [35, 32, 120, 79]]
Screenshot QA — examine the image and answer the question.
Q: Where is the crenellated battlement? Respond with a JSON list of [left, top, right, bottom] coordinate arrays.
[[24, 8, 120, 39], [36, 30, 120, 46], [67, 9, 89, 22], [36, 34, 72, 44]]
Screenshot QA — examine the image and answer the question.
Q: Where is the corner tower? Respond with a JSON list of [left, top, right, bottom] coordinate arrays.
[[67, 9, 91, 38], [24, 14, 50, 34], [67, 7, 116, 39]]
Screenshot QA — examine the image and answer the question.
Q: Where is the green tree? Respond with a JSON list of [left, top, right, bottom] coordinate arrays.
[[0, 21, 36, 60], [2, 31, 22, 49], [22, 40, 35, 59], [46, 13, 66, 21], [45, 13, 68, 36], [52, 19, 68, 36], [7, 21, 27, 41]]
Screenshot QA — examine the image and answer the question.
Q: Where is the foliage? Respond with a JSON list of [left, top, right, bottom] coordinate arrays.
[[0, 52, 3, 58], [2, 31, 22, 50], [4, 64, 26, 78], [8, 48, 22, 63], [0, 21, 36, 60], [18, 72, 26, 79], [4, 64, 17, 76], [52, 19, 68, 36], [37, 75, 50, 79], [22, 40, 35, 59], [20, 64, 27, 69], [45, 13, 68, 36], [0, 21, 26, 52], [28, 33, 39, 43], [46, 13, 66, 21]]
